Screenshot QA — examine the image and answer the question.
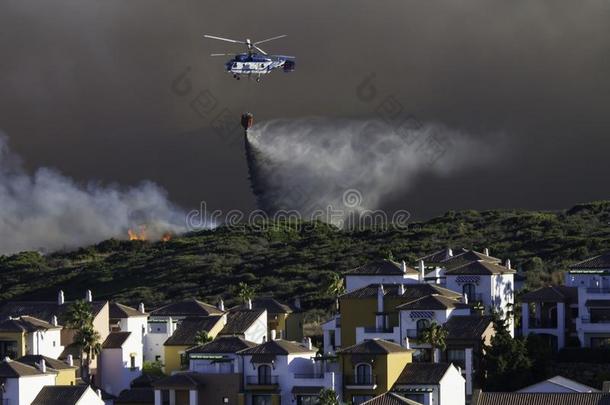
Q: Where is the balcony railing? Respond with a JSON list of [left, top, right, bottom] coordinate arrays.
[[528, 319, 558, 329], [363, 326, 395, 333], [405, 329, 424, 339], [586, 288, 610, 294], [581, 317, 610, 324], [246, 375, 279, 385], [346, 374, 377, 386], [293, 373, 324, 379]]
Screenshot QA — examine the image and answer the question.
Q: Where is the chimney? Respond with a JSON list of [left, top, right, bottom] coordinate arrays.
[[294, 297, 301, 310], [603, 381, 610, 393], [505, 259, 511, 270], [377, 284, 384, 313], [270, 329, 277, 340], [51, 315, 58, 327], [404, 337, 410, 349], [483, 248, 490, 256], [446, 247, 453, 257], [218, 299, 225, 311], [97, 389, 102, 398], [40, 359, 46, 373], [418, 260, 425, 282], [262, 335, 267, 343], [67, 354, 74, 367], [247, 299, 252, 310], [3, 357, 10, 362], [85, 290, 93, 302], [138, 302, 145, 313], [398, 284, 405, 296], [435, 268, 441, 285], [306, 337, 312, 350], [57, 290, 64, 306], [402, 261, 408, 274], [463, 293, 469, 305]]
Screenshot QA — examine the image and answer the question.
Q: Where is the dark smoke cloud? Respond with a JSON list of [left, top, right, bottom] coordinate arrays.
[[0, 134, 187, 254], [246, 118, 505, 220]]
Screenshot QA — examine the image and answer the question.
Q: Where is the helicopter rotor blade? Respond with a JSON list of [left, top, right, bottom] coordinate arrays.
[[204, 35, 245, 44], [253, 34, 287, 45], [253, 45, 268, 55], [210, 53, 236, 56]]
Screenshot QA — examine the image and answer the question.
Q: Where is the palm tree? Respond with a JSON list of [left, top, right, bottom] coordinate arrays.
[[74, 325, 101, 381], [325, 273, 345, 311], [195, 330, 213, 346], [66, 300, 100, 381], [237, 282, 255, 303], [420, 322, 448, 363]]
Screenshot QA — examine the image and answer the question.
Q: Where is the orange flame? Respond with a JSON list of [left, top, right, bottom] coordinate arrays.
[[161, 232, 172, 242], [128, 225, 148, 241]]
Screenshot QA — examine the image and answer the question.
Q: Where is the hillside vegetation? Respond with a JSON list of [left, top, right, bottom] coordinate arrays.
[[1, 201, 609, 316]]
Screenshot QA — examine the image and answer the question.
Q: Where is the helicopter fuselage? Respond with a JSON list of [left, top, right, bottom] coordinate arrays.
[[225, 53, 295, 77]]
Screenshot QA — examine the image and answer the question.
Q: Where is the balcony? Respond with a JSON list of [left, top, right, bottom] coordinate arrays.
[[586, 288, 610, 294], [345, 374, 377, 389], [246, 375, 279, 385], [529, 318, 558, 329], [293, 373, 325, 379], [363, 327, 395, 333], [405, 329, 424, 339], [356, 326, 399, 344]]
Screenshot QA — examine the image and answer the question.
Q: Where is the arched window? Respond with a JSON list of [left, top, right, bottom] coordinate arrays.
[[258, 364, 272, 384], [355, 363, 372, 385], [416, 319, 430, 338], [463, 283, 476, 303]]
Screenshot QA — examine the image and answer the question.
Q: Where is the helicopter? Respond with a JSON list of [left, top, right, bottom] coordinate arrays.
[[204, 34, 295, 82]]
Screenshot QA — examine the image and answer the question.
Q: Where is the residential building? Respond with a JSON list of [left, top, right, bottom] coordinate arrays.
[[518, 375, 600, 393], [151, 372, 207, 405], [99, 331, 144, 396], [338, 339, 412, 405], [0, 315, 63, 359], [144, 298, 224, 364], [392, 363, 465, 405], [218, 308, 268, 343], [17, 354, 77, 385], [162, 315, 227, 374], [442, 315, 494, 396], [0, 358, 57, 405], [521, 285, 578, 350], [31, 385, 105, 405], [239, 338, 323, 405], [521, 252, 610, 348], [109, 302, 148, 345], [344, 259, 420, 293], [232, 298, 303, 341]]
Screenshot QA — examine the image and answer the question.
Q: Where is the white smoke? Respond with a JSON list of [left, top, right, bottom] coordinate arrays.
[[0, 133, 187, 254], [246, 117, 504, 218]]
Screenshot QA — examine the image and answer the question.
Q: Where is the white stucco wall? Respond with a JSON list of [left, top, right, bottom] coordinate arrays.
[[27, 328, 63, 359], [439, 365, 465, 405], [244, 311, 268, 344], [2, 373, 57, 405], [100, 332, 143, 396], [76, 386, 105, 405]]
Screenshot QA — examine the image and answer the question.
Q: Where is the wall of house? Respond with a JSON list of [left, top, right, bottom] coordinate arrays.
[[26, 328, 63, 358], [244, 312, 268, 344], [100, 332, 143, 396], [119, 316, 148, 347], [17, 374, 56, 405], [196, 374, 242, 405], [386, 352, 412, 390], [78, 386, 105, 405], [439, 365, 465, 405], [340, 298, 377, 348], [285, 312, 304, 341], [189, 353, 239, 374], [144, 319, 172, 363], [164, 345, 190, 374], [55, 367, 77, 385]]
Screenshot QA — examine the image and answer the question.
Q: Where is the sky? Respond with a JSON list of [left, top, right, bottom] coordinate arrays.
[[1, 0, 610, 224]]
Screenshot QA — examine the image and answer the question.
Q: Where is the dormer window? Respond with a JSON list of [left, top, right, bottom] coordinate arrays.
[[355, 363, 372, 385]]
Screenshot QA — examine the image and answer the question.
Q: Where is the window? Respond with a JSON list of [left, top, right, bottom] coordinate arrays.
[[416, 319, 430, 338], [447, 349, 466, 369], [130, 354, 136, 370], [355, 363, 372, 385], [253, 395, 272, 405], [258, 364, 272, 384], [463, 283, 476, 302]]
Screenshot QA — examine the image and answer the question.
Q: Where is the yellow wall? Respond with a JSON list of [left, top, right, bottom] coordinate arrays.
[[0, 331, 25, 358], [340, 350, 412, 401], [339, 296, 405, 348], [55, 368, 77, 385], [285, 313, 304, 341], [164, 345, 190, 374]]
